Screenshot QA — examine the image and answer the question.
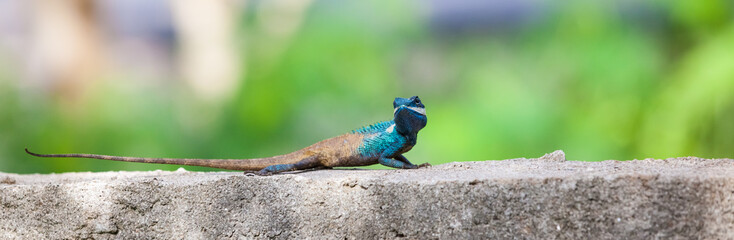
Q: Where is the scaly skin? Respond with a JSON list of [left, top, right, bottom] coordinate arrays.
[[26, 96, 429, 175]]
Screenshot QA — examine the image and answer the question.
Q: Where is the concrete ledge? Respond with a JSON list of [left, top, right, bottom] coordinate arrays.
[[2, 150, 734, 239]]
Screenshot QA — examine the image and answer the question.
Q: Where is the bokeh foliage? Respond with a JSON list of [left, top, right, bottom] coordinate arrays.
[[1, 1, 733, 173]]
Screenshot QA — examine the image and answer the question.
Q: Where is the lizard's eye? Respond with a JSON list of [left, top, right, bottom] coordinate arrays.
[[415, 99, 421, 104]]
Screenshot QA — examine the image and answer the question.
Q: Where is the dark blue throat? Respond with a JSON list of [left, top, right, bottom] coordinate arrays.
[[394, 106, 427, 135]]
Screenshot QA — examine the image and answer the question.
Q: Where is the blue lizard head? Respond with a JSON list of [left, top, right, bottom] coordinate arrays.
[[393, 96, 427, 135]]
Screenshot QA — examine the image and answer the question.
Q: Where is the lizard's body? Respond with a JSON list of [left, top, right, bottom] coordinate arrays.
[[26, 96, 429, 175]]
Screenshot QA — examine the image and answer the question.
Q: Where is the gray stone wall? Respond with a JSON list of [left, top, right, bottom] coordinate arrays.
[[2, 151, 734, 239]]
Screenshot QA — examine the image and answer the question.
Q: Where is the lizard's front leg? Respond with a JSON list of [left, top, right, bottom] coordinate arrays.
[[378, 155, 423, 169], [255, 156, 321, 175]]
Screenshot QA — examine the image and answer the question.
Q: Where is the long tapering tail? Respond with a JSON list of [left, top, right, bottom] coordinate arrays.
[[25, 148, 294, 171]]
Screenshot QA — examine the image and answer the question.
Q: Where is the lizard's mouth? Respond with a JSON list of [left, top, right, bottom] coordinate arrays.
[[394, 106, 426, 116]]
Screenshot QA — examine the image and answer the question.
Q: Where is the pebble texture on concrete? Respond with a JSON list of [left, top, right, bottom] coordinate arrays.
[[2, 150, 734, 239]]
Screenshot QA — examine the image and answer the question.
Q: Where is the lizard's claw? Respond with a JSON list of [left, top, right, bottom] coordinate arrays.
[[417, 163, 432, 168]]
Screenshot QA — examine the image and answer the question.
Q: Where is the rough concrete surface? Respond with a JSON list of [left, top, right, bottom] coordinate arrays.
[[2, 150, 734, 239]]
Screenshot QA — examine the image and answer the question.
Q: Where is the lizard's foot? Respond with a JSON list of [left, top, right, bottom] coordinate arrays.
[[404, 163, 430, 169], [417, 163, 432, 168]]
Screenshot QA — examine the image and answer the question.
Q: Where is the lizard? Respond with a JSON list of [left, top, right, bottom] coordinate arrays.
[[25, 96, 430, 175]]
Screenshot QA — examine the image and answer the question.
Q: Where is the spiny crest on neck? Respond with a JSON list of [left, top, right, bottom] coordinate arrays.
[[351, 121, 393, 134]]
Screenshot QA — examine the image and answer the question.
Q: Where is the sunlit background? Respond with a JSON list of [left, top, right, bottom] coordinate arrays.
[[0, 0, 733, 173]]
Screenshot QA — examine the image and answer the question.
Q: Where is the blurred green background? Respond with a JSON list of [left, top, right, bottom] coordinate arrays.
[[0, 0, 733, 173]]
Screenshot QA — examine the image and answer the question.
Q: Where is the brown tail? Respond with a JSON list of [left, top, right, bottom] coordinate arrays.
[[25, 148, 295, 171]]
